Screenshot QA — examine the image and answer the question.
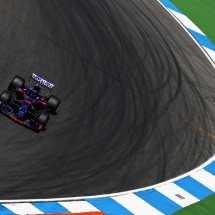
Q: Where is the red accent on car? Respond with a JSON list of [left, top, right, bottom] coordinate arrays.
[[18, 88, 26, 97], [37, 100, 46, 106], [39, 124, 43, 130], [11, 115, 24, 125], [25, 100, 32, 105]]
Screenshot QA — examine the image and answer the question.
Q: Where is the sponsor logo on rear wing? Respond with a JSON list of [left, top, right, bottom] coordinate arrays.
[[31, 73, 54, 89]]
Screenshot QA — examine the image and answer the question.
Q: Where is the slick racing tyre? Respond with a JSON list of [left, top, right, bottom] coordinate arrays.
[[37, 111, 50, 127], [0, 90, 12, 104], [47, 95, 61, 112], [8, 75, 25, 91]]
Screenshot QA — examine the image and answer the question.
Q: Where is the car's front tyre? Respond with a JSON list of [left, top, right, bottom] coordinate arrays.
[[36, 111, 50, 129], [0, 90, 12, 104]]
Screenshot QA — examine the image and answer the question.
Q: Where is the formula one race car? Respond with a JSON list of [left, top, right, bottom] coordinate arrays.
[[0, 73, 60, 131]]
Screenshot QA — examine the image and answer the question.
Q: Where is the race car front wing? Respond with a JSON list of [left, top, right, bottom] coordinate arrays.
[[0, 101, 43, 131]]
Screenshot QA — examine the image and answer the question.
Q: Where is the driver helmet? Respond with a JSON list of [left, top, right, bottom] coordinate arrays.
[[33, 84, 41, 93]]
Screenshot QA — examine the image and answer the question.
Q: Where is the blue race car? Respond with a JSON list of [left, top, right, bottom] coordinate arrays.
[[0, 73, 60, 131]]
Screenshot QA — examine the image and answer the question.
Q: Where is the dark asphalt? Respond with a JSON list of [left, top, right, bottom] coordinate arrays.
[[0, 0, 215, 200]]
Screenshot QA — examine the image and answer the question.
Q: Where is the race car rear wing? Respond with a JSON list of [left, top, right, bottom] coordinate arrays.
[[25, 73, 55, 97], [30, 73, 54, 90]]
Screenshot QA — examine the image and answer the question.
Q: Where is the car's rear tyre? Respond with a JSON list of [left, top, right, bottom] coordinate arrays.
[[47, 95, 61, 112], [0, 90, 12, 104], [8, 75, 25, 91], [36, 111, 50, 127]]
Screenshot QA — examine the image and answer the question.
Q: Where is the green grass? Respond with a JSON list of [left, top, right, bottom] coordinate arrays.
[[170, 0, 215, 45], [172, 193, 215, 215]]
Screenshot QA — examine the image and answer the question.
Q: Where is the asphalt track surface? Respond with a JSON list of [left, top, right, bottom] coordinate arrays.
[[0, 0, 215, 200]]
